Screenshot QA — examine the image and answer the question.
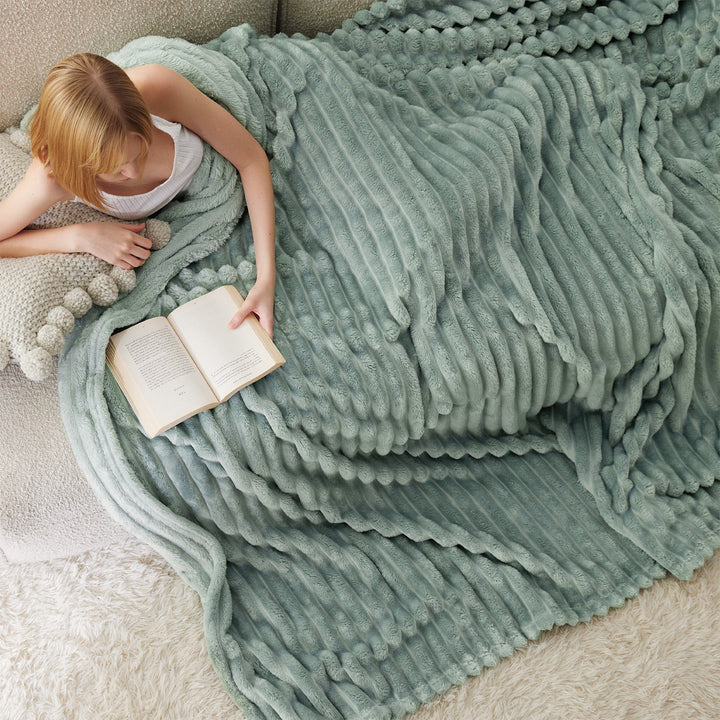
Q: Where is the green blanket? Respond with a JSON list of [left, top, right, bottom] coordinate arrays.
[[60, 0, 720, 717]]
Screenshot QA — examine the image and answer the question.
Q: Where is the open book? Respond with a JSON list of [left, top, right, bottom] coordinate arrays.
[[106, 285, 285, 438]]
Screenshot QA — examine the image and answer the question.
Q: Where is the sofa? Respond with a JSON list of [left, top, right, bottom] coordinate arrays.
[[2, 1, 720, 719]]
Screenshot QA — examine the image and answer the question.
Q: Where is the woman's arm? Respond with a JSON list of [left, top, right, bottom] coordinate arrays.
[[0, 158, 152, 269], [129, 64, 277, 336], [0, 158, 71, 242]]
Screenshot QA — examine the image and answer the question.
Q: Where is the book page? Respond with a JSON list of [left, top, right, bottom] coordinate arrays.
[[168, 285, 284, 402], [106, 316, 219, 437]]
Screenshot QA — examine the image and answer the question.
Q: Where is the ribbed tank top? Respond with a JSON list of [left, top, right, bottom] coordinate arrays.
[[89, 115, 204, 220]]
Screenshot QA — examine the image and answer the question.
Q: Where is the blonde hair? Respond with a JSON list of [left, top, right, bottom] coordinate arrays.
[[29, 53, 153, 209]]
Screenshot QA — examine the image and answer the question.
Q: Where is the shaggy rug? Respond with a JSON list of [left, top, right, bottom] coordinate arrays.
[[1, 541, 719, 719]]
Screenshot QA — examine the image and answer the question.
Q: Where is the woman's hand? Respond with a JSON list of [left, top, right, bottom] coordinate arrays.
[[0, 220, 152, 266], [76, 221, 152, 269], [228, 277, 275, 337]]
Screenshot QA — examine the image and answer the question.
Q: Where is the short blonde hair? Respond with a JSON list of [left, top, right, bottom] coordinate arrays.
[[29, 53, 153, 210]]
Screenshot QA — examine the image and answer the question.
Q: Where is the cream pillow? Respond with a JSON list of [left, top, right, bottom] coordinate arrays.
[[0, 128, 170, 381]]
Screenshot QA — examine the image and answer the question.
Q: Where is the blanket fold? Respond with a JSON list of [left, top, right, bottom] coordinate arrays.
[[59, 1, 720, 718]]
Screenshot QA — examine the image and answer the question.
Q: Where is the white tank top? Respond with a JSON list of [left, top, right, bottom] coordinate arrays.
[[88, 115, 204, 220]]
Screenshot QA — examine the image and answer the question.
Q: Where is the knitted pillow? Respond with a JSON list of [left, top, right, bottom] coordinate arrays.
[[0, 128, 170, 381]]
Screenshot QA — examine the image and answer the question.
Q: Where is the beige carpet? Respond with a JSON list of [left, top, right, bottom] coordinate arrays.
[[2, 537, 719, 720]]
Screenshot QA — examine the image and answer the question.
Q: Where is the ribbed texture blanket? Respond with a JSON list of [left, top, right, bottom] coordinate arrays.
[[59, 0, 720, 718]]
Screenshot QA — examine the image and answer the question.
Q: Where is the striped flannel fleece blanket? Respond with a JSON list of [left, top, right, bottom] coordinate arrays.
[[60, 0, 720, 717]]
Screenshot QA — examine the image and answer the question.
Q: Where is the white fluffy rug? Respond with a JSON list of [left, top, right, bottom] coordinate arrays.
[[2, 538, 720, 720]]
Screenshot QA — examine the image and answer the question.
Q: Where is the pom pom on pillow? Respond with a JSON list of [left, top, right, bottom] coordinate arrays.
[[0, 128, 171, 381]]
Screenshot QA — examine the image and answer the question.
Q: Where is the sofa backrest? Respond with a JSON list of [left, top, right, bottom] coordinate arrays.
[[279, 0, 371, 37], [0, 0, 370, 131]]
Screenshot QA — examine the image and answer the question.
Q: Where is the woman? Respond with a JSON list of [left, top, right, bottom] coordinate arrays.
[[0, 53, 275, 335]]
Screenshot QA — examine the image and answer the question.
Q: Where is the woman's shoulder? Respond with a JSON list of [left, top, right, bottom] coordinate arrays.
[[126, 65, 186, 111], [125, 63, 162, 84], [27, 158, 74, 203]]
